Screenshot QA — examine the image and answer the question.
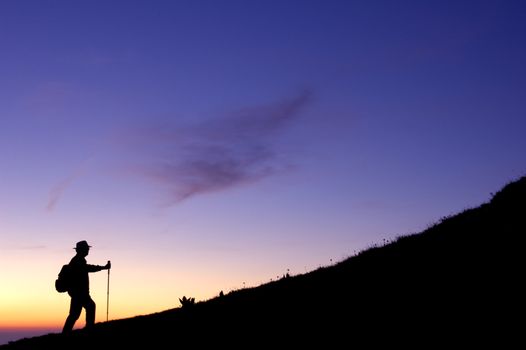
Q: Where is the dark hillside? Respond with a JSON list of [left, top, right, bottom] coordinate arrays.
[[3, 176, 524, 348]]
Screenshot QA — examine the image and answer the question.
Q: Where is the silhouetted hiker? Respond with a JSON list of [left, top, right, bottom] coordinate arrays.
[[62, 240, 111, 333]]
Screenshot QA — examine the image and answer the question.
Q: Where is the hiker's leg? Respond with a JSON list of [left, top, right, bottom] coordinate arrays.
[[84, 296, 96, 328], [63, 297, 82, 333]]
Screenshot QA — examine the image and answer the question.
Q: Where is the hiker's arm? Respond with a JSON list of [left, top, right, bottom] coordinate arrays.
[[86, 262, 110, 272]]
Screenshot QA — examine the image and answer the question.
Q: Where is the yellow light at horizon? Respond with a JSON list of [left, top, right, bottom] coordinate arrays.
[[0, 250, 242, 329]]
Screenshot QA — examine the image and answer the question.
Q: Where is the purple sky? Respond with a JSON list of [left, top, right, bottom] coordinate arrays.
[[1, 0, 525, 342]]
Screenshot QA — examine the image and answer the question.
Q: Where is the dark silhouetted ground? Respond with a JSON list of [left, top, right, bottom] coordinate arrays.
[[2, 176, 523, 348]]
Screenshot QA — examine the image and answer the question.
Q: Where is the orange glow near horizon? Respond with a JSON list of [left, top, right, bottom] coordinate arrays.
[[0, 244, 293, 331]]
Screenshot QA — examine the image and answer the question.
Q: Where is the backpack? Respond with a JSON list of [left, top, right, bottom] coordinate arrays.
[[55, 264, 72, 293]]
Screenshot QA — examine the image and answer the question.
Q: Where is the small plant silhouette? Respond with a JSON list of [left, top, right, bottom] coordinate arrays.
[[179, 296, 195, 308]]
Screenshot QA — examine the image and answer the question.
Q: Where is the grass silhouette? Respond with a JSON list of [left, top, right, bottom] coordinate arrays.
[[2, 176, 523, 348]]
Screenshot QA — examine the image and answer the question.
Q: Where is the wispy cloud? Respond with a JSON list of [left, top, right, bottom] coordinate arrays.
[[130, 90, 313, 205], [47, 174, 77, 212], [0, 245, 46, 250], [46, 159, 92, 212]]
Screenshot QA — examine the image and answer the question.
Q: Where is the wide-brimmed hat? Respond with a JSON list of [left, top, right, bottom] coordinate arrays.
[[74, 240, 92, 250]]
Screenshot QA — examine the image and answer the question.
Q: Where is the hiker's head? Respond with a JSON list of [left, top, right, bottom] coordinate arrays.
[[74, 240, 91, 255]]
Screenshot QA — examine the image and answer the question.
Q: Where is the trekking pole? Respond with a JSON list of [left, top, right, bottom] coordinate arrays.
[[106, 260, 111, 322]]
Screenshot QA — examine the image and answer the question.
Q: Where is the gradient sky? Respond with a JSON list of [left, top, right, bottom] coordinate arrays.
[[1, 0, 526, 344]]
